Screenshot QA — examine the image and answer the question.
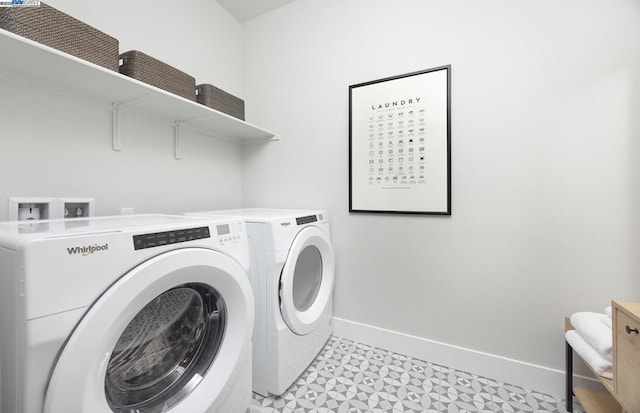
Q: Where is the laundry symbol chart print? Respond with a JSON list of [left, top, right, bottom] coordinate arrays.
[[367, 105, 428, 187], [350, 66, 451, 215]]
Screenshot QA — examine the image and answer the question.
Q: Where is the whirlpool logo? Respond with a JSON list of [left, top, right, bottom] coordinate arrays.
[[67, 243, 109, 256]]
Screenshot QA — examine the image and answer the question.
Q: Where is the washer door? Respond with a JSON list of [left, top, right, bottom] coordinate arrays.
[[279, 226, 335, 335], [43, 248, 253, 413]]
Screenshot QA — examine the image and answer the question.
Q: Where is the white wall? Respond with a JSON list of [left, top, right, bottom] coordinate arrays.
[[242, 0, 640, 396], [0, 0, 244, 219]]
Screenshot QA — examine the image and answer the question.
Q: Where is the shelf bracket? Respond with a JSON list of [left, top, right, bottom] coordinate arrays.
[[173, 116, 207, 160], [174, 120, 183, 160], [112, 95, 147, 151]]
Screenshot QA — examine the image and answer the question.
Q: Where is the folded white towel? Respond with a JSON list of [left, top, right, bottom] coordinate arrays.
[[604, 306, 612, 319], [566, 330, 613, 379], [601, 315, 612, 329], [570, 312, 612, 362]]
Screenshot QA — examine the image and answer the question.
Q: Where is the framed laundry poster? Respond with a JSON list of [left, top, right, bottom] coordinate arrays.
[[349, 65, 451, 215]]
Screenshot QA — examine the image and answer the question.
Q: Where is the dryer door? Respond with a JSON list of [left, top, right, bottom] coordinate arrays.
[[279, 226, 335, 335], [43, 248, 253, 413]]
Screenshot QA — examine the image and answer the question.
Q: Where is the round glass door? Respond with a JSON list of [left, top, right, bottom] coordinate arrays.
[[280, 226, 335, 335], [105, 284, 226, 413], [43, 248, 253, 413], [292, 246, 323, 312]]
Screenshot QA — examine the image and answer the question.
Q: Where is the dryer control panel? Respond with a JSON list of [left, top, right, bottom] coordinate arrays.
[[296, 215, 318, 225], [133, 227, 210, 250]]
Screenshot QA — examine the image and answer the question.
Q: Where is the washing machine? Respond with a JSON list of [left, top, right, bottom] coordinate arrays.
[[0, 214, 254, 413], [187, 209, 335, 396]]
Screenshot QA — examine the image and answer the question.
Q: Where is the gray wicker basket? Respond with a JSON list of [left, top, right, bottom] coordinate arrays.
[[119, 50, 196, 101], [0, 2, 119, 71], [196, 84, 245, 121]]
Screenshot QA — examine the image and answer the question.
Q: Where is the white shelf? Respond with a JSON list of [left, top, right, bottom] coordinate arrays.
[[0, 28, 277, 145]]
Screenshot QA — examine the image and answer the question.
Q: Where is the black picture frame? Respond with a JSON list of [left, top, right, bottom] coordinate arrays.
[[349, 65, 451, 215]]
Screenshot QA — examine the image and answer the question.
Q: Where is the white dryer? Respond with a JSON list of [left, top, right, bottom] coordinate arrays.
[[187, 209, 335, 396], [0, 214, 254, 413]]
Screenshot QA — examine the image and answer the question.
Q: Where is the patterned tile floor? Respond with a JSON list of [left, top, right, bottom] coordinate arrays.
[[252, 336, 583, 413]]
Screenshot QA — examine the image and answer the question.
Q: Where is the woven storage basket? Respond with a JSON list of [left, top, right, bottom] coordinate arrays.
[[0, 2, 119, 71], [119, 50, 196, 101], [196, 84, 245, 121]]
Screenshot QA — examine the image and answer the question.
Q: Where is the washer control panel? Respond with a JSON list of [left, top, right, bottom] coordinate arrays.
[[214, 222, 243, 244], [133, 226, 210, 250]]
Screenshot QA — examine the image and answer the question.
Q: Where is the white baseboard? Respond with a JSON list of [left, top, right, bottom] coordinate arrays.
[[332, 316, 602, 400]]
